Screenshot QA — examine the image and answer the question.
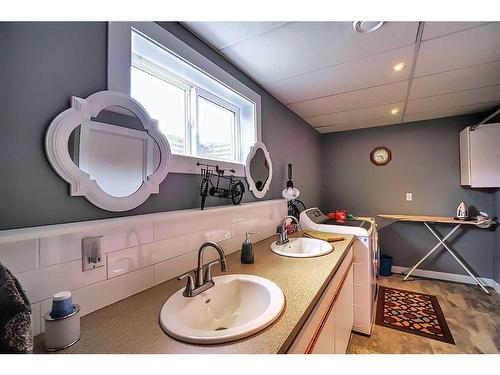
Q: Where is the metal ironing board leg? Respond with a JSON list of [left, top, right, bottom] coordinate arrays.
[[423, 222, 490, 294], [403, 222, 490, 294], [402, 224, 460, 281]]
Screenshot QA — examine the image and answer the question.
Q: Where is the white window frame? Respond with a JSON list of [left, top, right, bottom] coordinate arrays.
[[194, 87, 241, 163], [107, 22, 262, 176], [131, 54, 194, 156]]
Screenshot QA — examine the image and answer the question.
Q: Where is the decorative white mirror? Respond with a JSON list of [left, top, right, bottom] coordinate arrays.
[[45, 90, 171, 211], [245, 141, 272, 199]]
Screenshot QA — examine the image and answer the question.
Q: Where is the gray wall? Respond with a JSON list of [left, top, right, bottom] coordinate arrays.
[[2, 22, 497, 281], [320, 114, 496, 278], [0, 22, 321, 230]]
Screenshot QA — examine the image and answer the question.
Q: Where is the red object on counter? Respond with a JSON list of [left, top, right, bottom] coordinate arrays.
[[327, 210, 348, 221], [285, 223, 299, 235]]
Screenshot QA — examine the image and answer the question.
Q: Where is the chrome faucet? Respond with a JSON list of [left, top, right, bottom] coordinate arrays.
[[177, 241, 228, 297], [276, 216, 301, 245]]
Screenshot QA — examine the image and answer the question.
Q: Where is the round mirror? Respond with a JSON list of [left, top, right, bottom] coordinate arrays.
[[67, 106, 161, 198], [46, 90, 171, 211], [245, 141, 273, 199]]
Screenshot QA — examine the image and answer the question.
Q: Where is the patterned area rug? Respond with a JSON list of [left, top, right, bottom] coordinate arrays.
[[376, 286, 455, 344]]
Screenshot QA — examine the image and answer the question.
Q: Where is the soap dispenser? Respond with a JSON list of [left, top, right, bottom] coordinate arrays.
[[241, 232, 254, 264]]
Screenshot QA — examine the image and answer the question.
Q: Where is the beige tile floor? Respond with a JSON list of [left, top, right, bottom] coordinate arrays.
[[347, 274, 500, 354]]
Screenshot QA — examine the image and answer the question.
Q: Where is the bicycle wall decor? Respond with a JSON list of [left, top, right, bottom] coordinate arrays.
[[197, 162, 245, 210]]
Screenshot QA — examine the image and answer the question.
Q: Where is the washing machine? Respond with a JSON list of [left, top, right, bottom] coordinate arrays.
[[300, 207, 379, 336]]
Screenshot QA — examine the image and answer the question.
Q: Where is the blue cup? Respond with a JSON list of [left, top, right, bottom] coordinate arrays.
[[50, 291, 74, 318]]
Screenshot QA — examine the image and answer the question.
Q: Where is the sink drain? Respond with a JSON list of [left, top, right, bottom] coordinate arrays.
[[215, 327, 227, 331]]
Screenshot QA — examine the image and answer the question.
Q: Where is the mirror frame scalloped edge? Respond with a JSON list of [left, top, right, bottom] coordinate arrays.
[[244, 141, 273, 199], [45, 90, 171, 212]]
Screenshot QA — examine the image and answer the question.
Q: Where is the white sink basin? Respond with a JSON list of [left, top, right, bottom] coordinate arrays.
[[270, 237, 333, 258], [159, 274, 285, 344]]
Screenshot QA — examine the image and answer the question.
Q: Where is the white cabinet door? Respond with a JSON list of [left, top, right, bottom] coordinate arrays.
[[311, 303, 335, 354], [333, 264, 354, 354], [287, 246, 354, 354], [312, 264, 354, 354]]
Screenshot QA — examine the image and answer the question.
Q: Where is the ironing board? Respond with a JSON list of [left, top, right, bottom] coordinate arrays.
[[378, 214, 492, 294]]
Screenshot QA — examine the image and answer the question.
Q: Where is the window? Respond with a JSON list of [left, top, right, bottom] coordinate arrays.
[[131, 66, 188, 155], [108, 23, 261, 175], [196, 94, 239, 162]]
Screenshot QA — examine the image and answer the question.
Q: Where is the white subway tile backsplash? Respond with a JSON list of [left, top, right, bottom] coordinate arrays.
[[1, 199, 287, 334], [39, 224, 154, 267], [255, 225, 278, 243], [0, 239, 38, 273], [16, 258, 107, 303], [232, 218, 262, 237], [31, 302, 41, 337], [232, 206, 274, 237], [72, 266, 154, 317], [154, 211, 212, 241], [153, 234, 242, 282], [154, 251, 198, 285], [187, 227, 232, 251], [107, 235, 187, 278], [154, 246, 223, 286], [39, 234, 84, 267], [208, 210, 237, 228], [219, 233, 246, 256], [271, 202, 288, 220], [103, 224, 154, 252], [241, 206, 270, 222]]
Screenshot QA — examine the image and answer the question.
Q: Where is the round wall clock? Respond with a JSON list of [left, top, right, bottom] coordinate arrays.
[[370, 146, 392, 166]]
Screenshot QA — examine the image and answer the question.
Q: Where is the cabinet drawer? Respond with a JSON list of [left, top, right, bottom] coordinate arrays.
[[287, 246, 353, 354], [334, 265, 354, 354]]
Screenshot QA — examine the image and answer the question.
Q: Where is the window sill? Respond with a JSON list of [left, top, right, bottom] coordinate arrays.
[[168, 154, 245, 177]]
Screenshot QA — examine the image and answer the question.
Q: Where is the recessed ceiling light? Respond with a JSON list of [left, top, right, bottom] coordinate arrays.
[[393, 62, 405, 72], [352, 21, 384, 33], [391, 108, 400, 115]]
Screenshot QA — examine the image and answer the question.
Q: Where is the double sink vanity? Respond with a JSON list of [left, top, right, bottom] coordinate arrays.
[[34, 228, 356, 354], [34, 88, 358, 354]]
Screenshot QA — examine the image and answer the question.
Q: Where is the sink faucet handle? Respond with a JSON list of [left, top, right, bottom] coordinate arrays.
[[177, 272, 195, 297]]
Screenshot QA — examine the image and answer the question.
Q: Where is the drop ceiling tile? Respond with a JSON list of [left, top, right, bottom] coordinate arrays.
[[288, 81, 409, 118], [183, 21, 500, 133], [305, 102, 404, 127], [221, 22, 418, 83], [316, 116, 402, 133], [403, 101, 500, 123], [422, 22, 489, 40], [182, 22, 289, 50], [266, 46, 414, 104], [405, 85, 500, 114], [409, 61, 500, 100], [414, 23, 500, 77]]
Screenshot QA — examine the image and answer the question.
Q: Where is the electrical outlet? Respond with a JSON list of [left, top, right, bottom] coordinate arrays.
[[405, 192, 413, 201], [82, 236, 104, 271]]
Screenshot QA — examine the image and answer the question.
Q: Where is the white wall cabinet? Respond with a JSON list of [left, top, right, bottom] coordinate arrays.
[[460, 123, 500, 187], [287, 246, 354, 354]]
